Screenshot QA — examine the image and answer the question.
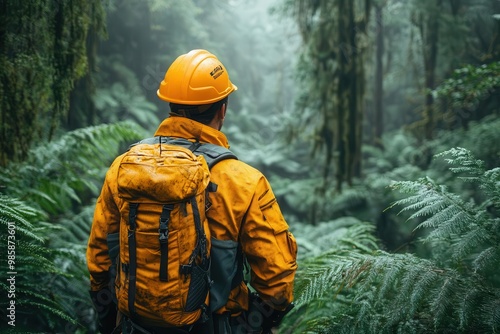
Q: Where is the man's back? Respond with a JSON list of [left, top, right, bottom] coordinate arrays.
[[86, 49, 297, 334], [154, 116, 297, 317]]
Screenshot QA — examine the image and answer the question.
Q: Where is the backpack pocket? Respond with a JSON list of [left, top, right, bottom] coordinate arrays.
[[117, 145, 209, 203], [184, 260, 211, 312], [209, 238, 239, 312], [135, 229, 182, 310]]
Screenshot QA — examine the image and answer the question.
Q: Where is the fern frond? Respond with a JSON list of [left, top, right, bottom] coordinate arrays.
[[0, 124, 141, 331], [409, 268, 440, 315], [481, 294, 500, 332], [472, 246, 500, 272], [430, 275, 457, 329], [435, 147, 485, 176], [376, 260, 405, 301], [360, 147, 500, 332], [298, 262, 346, 308], [458, 286, 482, 330], [390, 162, 494, 264], [288, 241, 500, 333], [406, 198, 449, 222], [1, 121, 143, 206], [415, 204, 461, 230], [55, 205, 95, 244], [0, 197, 45, 242], [436, 149, 500, 211], [0, 196, 80, 330], [21, 301, 77, 324], [292, 217, 378, 259], [451, 227, 490, 261], [482, 168, 500, 208], [393, 180, 475, 233]]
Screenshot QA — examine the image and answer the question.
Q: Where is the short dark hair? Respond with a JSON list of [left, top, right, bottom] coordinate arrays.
[[169, 97, 228, 125]]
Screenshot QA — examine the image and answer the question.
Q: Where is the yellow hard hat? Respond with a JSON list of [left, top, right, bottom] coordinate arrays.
[[157, 49, 237, 105]]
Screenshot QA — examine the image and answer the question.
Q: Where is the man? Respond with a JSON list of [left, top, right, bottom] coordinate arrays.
[[87, 49, 297, 333]]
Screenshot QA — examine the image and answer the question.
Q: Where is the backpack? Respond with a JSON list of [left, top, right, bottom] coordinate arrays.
[[108, 136, 237, 328]]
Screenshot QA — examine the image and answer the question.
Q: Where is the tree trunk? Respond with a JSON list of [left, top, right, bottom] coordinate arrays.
[[422, 0, 442, 140], [374, 4, 384, 147], [292, 0, 370, 192], [336, 0, 349, 191]]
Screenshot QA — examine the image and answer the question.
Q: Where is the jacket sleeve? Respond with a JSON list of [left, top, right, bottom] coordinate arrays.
[[86, 164, 121, 292], [240, 175, 298, 310]]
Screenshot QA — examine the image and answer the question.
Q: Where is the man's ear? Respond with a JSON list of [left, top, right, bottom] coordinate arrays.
[[219, 103, 227, 119]]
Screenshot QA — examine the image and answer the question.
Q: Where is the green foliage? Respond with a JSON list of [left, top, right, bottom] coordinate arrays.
[[434, 62, 500, 110], [359, 110, 500, 251], [0, 122, 143, 331], [276, 111, 499, 252], [281, 218, 381, 333], [0, 0, 106, 165], [2, 0, 499, 332], [93, 61, 160, 131], [1, 122, 144, 214], [281, 148, 500, 333], [433, 61, 500, 128], [97, 0, 233, 132], [429, 115, 500, 172], [390, 148, 500, 270], [287, 251, 499, 334], [0, 196, 77, 331], [292, 217, 379, 261]]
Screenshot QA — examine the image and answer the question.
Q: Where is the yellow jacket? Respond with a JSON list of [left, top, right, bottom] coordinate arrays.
[[86, 116, 297, 315]]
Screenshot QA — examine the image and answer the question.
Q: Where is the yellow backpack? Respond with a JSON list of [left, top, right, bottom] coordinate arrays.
[[110, 137, 236, 328]]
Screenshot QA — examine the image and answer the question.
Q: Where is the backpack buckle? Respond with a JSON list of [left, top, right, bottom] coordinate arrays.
[[158, 204, 173, 243], [159, 228, 169, 243]]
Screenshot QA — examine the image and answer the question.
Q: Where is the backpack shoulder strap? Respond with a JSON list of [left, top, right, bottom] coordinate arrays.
[[192, 143, 238, 170]]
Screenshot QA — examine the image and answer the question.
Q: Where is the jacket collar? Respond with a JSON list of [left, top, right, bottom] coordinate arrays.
[[154, 116, 230, 149]]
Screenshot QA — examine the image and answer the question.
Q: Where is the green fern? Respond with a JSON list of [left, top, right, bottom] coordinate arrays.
[[389, 147, 500, 271], [281, 148, 500, 333], [93, 59, 159, 131], [292, 217, 379, 260], [55, 205, 97, 246], [286, 250, 498, 333], [4, 121, 143, 212], [0, 196, 78, 331], [0, 122, 143, 332], [281, 218, 380, 333]]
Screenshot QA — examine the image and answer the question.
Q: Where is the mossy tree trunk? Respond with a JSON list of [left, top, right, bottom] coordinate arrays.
[[374, 2, 384, 148], [288, 0, 371, 192], [0, 0, 105, 166]]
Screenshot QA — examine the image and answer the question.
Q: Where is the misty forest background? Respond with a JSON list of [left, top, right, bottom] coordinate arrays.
[[1, 0, 499, 333]]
